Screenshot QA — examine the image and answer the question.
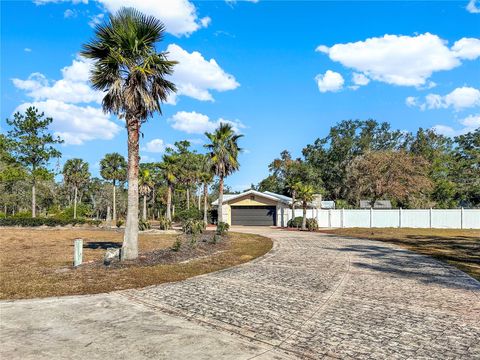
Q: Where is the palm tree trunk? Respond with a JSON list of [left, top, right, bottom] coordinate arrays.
[[218, 175, 224, 223], [142, 195, 147, 221], [122, 120, 139, 260], [112, 181, 117, 222], [186, 188, 190, 210], [73, 186, 78, 219], [203, 182, 208, 225], [31, 182, 36, 218], [166, 184, 172, 220], [302, 201, 307, 230]]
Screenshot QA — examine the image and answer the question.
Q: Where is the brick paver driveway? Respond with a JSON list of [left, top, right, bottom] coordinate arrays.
[[2, 227, 479, 359]]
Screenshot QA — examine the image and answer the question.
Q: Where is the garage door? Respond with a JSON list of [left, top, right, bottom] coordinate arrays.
[[231, 206, 276, 226]]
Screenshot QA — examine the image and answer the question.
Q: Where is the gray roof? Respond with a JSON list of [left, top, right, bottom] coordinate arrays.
[[360, 200, 392, 209]]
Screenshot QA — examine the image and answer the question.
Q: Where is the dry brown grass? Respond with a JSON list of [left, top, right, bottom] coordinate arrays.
[[0, 228, 272, 300], [321, 228, 480, 280]]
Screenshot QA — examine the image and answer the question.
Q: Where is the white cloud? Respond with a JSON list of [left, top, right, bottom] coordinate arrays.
[[317, 33, 480, 87], [142, 138, 172, 153], [169, 110, 245, 134], [433, 114, 480, 137], [314, 70, 344, 93], [14, 100, 121, 145], [24, 48, 32, 52], [467, 0, 480, 13], [88, 13, 104, 28], [166, 44, 239, 103], [352, 72, 370, 86], [408, 87, 480, 111], [12, 57, 102, 104], [64, 9, 76, 18]]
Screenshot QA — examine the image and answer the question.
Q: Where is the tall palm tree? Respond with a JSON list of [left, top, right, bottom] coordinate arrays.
[[199, 155, 214, 225], [82, 8, 176, 260], [295, 183, 315, 230], [62, 158, 90, 219], [160, 153, 178, 221], [204, 123, 243, 224], [139, 168, 154, 220], [100, 152, 126, 222]]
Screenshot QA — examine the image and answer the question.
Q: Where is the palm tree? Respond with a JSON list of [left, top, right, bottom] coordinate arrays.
[[100, 152, 126, 222], [199, 155, 214, 225], [62, 159, 90, 219], [204, 123, 243, 223], [82, 8, 176, 260], [139, 168, 154, 220], [295, 183, 315, 230], [160, 153, 178, 221]]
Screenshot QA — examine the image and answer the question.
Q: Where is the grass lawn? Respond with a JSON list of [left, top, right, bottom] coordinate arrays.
[[0, 228, 272, 300], [321, 228, 480, 281]]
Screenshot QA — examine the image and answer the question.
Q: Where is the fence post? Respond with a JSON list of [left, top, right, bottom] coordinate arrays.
[[73, 238, 83, 267], [399, 207, 402, 228], [369, 207, 373, 228], [461, 207, 464, 229], [328, 209, 332, 228], [341, 208, 345, 228], [429, 208, 433, 229]]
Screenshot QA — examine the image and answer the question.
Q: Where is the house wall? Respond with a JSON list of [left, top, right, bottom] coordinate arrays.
[[229, 194, 278, 206]]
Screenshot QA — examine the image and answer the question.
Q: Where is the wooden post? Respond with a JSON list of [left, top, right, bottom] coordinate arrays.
[[73, 238, 83, 267]]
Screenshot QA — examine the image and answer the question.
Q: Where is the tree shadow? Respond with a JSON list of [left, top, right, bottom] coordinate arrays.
[[325, 242, 480, 291], [84, 241, 122, 250]]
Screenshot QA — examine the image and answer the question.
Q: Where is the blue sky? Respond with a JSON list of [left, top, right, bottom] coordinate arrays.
[[1, 0, 480, 191]]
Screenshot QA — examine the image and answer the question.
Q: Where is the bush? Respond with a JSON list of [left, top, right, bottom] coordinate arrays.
[[56, 204, 92, 220], [174, 208, 202, 222], [139, 219, 151, 231], [287, 216, 303, 228], [0, 217, 101, 227], [11, 211, 32, 219], [182, 219, 205, 235], [216, 221, 229, 236], [171, 237, 182, 252], [116, 219, 124, 228], [158, 216, 172, 230], [306, 218, 318, 231]]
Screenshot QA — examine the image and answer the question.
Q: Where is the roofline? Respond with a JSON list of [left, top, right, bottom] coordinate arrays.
[[211, 189, 291, 206]]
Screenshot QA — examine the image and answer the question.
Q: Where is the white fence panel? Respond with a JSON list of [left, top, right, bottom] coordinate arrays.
[[464, 209, 480, 229], [431, 209, 461, 228], [372, 210, 399, 227], [343, 210, 370, 227], [401, 210, 431, 228]]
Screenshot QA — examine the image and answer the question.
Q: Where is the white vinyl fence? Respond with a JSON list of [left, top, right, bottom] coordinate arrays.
[[278, 208, 480, 229]]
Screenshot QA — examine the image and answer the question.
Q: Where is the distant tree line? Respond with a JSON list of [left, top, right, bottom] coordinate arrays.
[[257, 120, 480, 209]]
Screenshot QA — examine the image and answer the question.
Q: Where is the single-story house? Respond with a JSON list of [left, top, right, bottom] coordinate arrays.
[[212, 190, 331, 226]]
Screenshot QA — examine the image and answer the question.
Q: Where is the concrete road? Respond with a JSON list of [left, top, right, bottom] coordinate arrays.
[[1, 227, 479, 359]]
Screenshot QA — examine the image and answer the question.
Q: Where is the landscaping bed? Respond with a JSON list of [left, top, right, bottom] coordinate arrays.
[[321, 228, 480, 281], [0, 228, 273, 300]]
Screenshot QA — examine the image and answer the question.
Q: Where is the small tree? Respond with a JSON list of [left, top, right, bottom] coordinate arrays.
[[63, 159, 90, 219], [100, 153, 127, 222], [6, 107, 63, 217], [139, 168, 154, 220], [294, 183, 315, 230], [160, 151, 179, 221], [199, 155, 214, 225]]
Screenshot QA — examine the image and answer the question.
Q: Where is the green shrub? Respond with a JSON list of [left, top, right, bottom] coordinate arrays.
[[0, 217, 101, 227], [171, 237, 182, 252], [139, 219, 151, 231], [216, 221, 229, 236], [11, 211, 32, 219], [56, 204, 92, 220], [174, 208, 202, 222], [158, 216, 172, 230], [287, 216, 303, 228], [182, 219, 205, 235], [306, 218, 318, 231], [116, 219, 124, 228]]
